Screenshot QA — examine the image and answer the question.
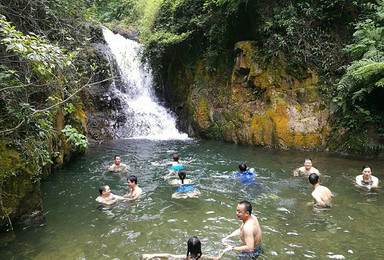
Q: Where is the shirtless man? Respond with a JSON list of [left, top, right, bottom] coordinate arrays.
[[355, 165, 379, 190], [95, 185, 127, 205], [222, 201, 263, 259], [309, 173, 332, 208], [293, 158, 321, 177], [125, 175, 142, 201], [108, 155, 130, 172]]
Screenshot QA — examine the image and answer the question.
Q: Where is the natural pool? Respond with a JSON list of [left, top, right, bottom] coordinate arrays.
[[1, 138, 383, 259]]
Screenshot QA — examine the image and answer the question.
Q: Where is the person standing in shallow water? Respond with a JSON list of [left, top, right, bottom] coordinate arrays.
[[222, 200, 263, 259], [309, 173, 332, 208], [355, 165, 379, 190]]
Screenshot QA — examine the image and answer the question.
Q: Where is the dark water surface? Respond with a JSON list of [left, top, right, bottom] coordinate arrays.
[[1, 138, 383, 259]]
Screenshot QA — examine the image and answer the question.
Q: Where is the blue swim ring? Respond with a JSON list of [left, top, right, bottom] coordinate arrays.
[[175, 184, 197, 193], [232, 171, 256, 183], [169, 165, 184, 170]]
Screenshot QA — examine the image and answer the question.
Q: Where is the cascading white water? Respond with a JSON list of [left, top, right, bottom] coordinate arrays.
[[102, 28, 189, 140]]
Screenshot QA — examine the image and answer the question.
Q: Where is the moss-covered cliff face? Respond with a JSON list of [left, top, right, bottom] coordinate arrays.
[[0, 104, 87, 238], [170, 41, 330, 149]]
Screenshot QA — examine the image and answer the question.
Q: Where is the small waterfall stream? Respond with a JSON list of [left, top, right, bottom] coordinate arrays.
[[102, 28, 188, 140]]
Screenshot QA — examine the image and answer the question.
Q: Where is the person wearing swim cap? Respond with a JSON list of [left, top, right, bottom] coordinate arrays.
[[355, 165, 379, 190]]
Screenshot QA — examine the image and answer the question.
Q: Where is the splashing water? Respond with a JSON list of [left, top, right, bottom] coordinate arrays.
[[102, 28, 189, 140]]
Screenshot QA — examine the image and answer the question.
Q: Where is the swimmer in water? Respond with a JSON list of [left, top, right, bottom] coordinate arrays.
[[169, 170, 193, 186], [355, 165, 379, 190], [309, 173, 333, 208], [293, 157, 321, 177], [108, 155, 130, 172], [172, 170, 200, 199], [152, 154, 196, 168], [212, 163, 256, 183], [142, 236, 230, 259], [124, 175, 143, 201], [95, 185, 127, 205]]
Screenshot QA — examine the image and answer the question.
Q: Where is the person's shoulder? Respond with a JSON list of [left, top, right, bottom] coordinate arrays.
[[311, 167, 320, 173], [95, 196, 104, 203], [298, 166, 305, 171]]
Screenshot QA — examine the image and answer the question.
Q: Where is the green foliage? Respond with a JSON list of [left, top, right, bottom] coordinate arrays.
[[141, 0, 246, 76], [88, 0, 140, 24], [334, 57, 384, 129], [62, 125, 88, 152], [260, 0, 370, 79], [346, 1, 384, 59], [0, 18, 70, 81], [332, 1, 384, 152], [0, 0, 96, 172], [0, 16, 75, 136]]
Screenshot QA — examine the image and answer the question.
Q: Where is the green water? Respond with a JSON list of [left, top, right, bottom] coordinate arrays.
[[1, 138, 383, 259]]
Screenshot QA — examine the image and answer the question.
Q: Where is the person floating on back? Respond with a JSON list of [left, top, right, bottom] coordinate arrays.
[[108, 155, 130, 172], [293, 157, 321, 177], [95, 184, 127, 206], [355, 165, 379, 190], [142, 236, 227, 259], [172, 170, 201, 199], [309, 173, 332, 208]]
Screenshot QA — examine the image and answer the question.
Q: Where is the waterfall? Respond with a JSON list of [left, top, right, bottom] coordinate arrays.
[[102, 28, 188, 140]]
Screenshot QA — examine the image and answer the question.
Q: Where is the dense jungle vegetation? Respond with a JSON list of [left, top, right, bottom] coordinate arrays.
[[88, 0, 384, 154], [2, 0, 384, 230], [1, 0, 384, 166]]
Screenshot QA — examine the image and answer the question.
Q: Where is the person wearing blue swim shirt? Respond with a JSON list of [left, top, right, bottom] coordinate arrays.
[[172, 170, 200, 199], [233, 163, 256, 183]]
